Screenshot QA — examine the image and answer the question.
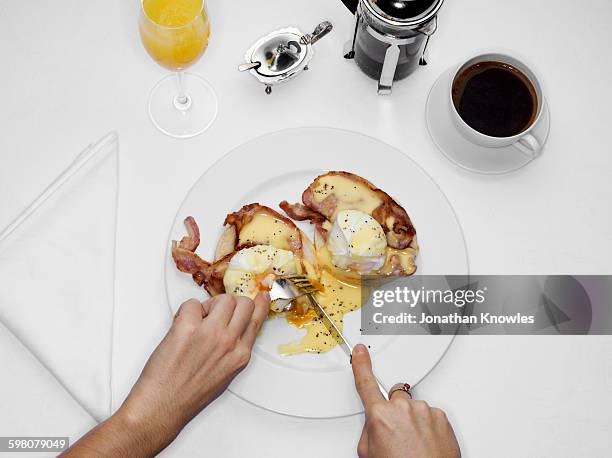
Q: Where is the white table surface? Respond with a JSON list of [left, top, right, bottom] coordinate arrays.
[[1, 0, 611, 456]]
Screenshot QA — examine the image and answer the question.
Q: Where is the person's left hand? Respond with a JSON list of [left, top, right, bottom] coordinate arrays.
[[117, 292, 270, 451]]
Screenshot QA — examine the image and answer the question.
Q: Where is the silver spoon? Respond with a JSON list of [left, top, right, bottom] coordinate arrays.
[[238, 61, 261, 72]]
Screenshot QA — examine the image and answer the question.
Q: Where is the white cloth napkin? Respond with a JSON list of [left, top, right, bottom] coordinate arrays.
[[0, 132, 118, 421]]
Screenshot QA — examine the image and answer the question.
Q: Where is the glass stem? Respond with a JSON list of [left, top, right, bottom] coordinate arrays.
[[175, 71, 189, 107]]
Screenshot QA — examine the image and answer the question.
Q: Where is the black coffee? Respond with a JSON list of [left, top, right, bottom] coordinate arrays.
[[452, 61, 538, 138]]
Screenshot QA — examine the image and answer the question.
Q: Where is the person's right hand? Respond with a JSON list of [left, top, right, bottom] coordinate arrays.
[[351, 344, 460, 458]]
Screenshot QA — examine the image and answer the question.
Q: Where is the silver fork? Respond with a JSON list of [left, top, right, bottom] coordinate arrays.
[[269, 276, 317, 313], [278, 274, 389, 398]]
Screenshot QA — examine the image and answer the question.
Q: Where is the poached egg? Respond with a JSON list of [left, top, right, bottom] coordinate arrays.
[[223, 245, 297, 299], [326, 209, 387, 272]]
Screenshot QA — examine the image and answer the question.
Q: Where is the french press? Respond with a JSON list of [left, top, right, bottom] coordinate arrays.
[[341, 0, 444, 94]]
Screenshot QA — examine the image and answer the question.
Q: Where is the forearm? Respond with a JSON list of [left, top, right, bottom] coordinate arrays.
[[61, 294, 268, 457], [60, 407, 175, 458]]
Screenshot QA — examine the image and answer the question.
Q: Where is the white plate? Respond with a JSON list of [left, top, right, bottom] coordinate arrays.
[[165, 127, 468, 418], [426, 67, 550, 175]]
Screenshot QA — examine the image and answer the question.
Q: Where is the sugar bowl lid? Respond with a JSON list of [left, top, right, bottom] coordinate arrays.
[[245, 27, 309, 78]]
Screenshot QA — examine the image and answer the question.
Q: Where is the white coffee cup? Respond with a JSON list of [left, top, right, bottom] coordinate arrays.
[[449, 52, 546, 158]]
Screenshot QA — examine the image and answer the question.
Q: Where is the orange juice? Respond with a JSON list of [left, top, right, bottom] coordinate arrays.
[[139, 0, 210, 71]]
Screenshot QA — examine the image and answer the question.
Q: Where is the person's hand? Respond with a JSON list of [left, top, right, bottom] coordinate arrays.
[[61, 293, 269, 457], [117, 292, 270, 453], [352, 344, 460, 458]]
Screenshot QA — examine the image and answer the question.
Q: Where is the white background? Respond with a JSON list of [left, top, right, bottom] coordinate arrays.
[[1, 0, 611, 456]]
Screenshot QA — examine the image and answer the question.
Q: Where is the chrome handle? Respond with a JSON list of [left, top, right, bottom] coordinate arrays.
[[301, 21, 333, 46], [378, 44, 400, 95]]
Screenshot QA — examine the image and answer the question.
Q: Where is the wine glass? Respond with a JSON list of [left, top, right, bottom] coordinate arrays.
[[139, 0, 217, 138]]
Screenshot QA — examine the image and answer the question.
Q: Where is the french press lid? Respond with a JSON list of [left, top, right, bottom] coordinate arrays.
[[362, 0, 443, 28]]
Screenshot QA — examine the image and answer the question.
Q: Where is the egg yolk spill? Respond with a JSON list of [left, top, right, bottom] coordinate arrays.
[[278, 270, 361, 355], [275, 240, 416, 355]]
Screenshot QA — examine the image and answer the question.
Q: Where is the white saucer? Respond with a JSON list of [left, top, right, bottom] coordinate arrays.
[[426, 68, 550, 174]]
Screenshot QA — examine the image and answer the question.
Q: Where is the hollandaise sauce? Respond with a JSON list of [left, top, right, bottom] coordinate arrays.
[[311, 174, 383, 218], [238, 211, 298, 251], [279, 270, 361, 355]]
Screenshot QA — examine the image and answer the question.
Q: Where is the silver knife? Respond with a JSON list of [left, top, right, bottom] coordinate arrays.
[[307, 293, 389, 400]]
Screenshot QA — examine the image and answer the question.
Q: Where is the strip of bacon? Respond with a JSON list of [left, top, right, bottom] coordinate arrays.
[[172, 217, 230, 296], [371, 199, 416, 250], [176, 216, 200, 252], [279, 200, 326, 224]]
